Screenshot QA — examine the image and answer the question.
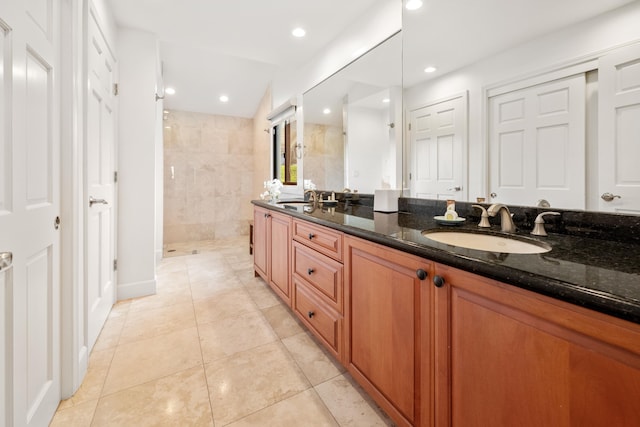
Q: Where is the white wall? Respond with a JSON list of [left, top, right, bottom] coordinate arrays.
[[346, 106, 389, 193], [117, 28, 159, 299], [404, 1, 640, 201]]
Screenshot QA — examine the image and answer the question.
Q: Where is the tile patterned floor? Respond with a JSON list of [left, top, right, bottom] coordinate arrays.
[[51, 237, 395, 426]]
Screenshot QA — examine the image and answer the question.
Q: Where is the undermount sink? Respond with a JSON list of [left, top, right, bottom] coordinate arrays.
[[421, 230, 551, 254]]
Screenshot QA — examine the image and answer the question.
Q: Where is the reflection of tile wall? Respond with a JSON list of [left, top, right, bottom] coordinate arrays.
[[303, 123, 344, 190], [163, 110, 254, 244]]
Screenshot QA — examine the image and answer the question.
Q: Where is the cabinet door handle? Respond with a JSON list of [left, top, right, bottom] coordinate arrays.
[[308, 233, 315, 239], [433, 275, 445, 288], [307, 268, 315, 275], [416, 269, 428, 280], [264, 213, 271, 218], [308, 311, 315, 318]]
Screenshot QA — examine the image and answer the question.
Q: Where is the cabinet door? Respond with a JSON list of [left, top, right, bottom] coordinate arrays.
[[345, 236, 432, 427], [434, 263, 640, 427], [253, 207, 269, 281], [269, 211, 291, 304]]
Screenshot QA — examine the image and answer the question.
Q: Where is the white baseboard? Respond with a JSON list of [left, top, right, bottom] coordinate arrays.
[[117, 278, 156, 300]]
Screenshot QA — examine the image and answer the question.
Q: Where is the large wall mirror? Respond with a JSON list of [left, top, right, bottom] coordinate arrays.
[[402, 0, 640, 214], [301, 0, 640, 214], [302, 31, 402, 194]]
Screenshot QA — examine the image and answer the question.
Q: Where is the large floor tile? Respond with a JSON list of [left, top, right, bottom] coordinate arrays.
[[58, 347, 115, 408], [205, 341, 310, 425], [128, 287, 194, 313], [244, 277, 281, 309], [102, 327, 202, 395], [118, 301, 197, 344], [189, 270, 244, 300], [92, 314, 126, 352], [261, 303, 306, 339], [193, 288, 258, 325], [50, 399, 98, 427], [315, 374, 395, 427], [198, 310, 277, 363], [282, 331, 345, 386], [93, 366, 213, 427], [227, 389, 338, 427]]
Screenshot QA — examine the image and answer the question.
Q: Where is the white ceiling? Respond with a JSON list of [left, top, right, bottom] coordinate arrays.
[[109, 0, 637, 118], [109, 0, 382, 118]]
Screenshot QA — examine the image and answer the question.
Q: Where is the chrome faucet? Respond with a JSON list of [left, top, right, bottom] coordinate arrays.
[[487, 204, 516, 233], [304, 189, 318, 204]]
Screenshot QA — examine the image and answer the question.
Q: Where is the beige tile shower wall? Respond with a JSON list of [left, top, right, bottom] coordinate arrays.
[[163, 110, 254, 244], [303, 123, 344, 190]]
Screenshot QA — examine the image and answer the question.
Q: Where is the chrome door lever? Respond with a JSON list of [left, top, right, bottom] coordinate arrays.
[[601, 192, 621, 202], [89, 196, 109, 207], [0, 252, 13, 271]]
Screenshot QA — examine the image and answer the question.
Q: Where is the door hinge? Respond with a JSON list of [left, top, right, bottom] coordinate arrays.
[[114, 171, 118, 183], [408, 123, 412, 131], [113, 259, 117, 271], [113, 83, 119, 96]]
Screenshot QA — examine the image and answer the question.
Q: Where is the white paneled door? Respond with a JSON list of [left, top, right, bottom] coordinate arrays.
[[409, 93, 467, 201], [0, 0, 61, 425], [599, 43, 640, 214], [488, 75, 585, 209], [85, 6, 116, 354]]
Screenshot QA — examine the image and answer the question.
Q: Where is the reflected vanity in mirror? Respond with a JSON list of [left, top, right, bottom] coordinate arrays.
[[403, 0, 640, 213], [302, 31, 403, 194]]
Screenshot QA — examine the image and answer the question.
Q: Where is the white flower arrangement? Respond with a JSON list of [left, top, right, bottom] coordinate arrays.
[[260, 178, 284, 201]]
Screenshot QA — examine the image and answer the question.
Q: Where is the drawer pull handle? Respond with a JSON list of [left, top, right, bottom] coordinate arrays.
[[433, 275, 445, 288], [308, 311, 315, 318], [308, 233, 315, 239], [307, 268, 315, 275]]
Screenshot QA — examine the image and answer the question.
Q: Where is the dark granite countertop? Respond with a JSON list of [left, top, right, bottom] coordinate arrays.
[[253, 199, 640, 325]]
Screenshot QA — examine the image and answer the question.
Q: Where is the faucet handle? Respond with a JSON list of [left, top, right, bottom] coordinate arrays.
[[472, 205, 491, 228], [531, 211, 561, 236]]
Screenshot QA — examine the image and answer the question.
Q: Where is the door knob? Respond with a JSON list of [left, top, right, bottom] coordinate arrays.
[[601, 192, 621, 202], [89, 196, 109, 207], [0, 252, 13, 271]]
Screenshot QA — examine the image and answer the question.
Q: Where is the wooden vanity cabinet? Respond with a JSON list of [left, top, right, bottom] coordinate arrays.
[[432, 262, 640, 427], [291, 219, 345, 359], [253, 206, 292, 305], [344, 235, 433, 427]]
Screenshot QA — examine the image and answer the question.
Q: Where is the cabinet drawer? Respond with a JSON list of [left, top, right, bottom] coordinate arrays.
[[293, 220, 343, 261], [293, 241, 343, 312], [293, 280, 342, 357]]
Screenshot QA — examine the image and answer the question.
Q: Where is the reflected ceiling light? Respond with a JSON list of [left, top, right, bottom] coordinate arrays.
[[382, 98, 390, 103], [219, 95, 229, 103], [424, 66, 437, 73], [323, 108, 331, 114], [406, 0, 423, 10], [292, 27, 306, 38], [165, 87, 176, 95], [163, 110, 169, 114]]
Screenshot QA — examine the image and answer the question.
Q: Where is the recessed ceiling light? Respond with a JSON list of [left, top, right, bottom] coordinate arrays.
[[165, 87, 176, 95], [405, 0, 423, 11], [382, 98, 390, 103], [424, 66, 437, 73], [323, 108, 331, 115], [219, 95, 229, 103], [292, 27, 306, 38]]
